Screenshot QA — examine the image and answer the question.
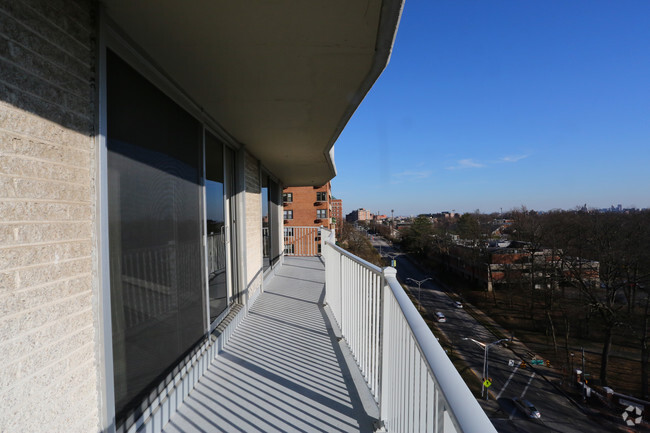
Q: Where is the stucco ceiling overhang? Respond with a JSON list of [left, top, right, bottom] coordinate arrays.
[[103, 0, 403, 186]]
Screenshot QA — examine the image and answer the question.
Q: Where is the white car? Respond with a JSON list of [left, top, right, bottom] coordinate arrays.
[[453, 301, 463, 308], [435, 312, 446, 323]]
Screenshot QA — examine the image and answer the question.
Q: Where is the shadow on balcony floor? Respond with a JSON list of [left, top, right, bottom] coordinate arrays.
[[163, 256, 378, 433]]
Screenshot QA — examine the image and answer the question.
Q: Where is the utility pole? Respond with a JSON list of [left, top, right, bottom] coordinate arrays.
[[582, 347, 586, 402]]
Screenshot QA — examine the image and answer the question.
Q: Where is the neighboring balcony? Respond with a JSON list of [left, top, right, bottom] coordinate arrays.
[[162, 229, 495, 433]]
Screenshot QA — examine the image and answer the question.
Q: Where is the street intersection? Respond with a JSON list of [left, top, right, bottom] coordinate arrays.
[[369, 235, 625, 433]]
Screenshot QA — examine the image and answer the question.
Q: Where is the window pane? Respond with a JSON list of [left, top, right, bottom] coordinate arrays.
[[107, 50, 204, 424], [262, 176, 270, 270], [205, 133, 227, 322]]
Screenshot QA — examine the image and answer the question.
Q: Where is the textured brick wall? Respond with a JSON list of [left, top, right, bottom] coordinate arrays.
[[283, 184, 332, 228], [0, 0, 99, 431], [331, 198, 342, 223], [244, 152, 262, 295]]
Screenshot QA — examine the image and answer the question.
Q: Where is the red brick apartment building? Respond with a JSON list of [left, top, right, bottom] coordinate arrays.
[[282, 183, 332, 255], [331, 198, 343, 226]]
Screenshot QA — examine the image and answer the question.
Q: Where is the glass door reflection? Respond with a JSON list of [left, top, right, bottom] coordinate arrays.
[[205, 134, 228, 322]]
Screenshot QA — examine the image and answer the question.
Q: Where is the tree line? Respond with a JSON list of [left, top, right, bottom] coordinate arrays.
[[399, 208, 650, 397]]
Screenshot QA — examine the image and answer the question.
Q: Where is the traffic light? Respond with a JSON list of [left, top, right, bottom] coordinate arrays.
[[520, 361, 527, 368], [545, 359, 551, 367]]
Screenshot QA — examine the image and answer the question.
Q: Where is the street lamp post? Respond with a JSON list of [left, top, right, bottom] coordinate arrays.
[[463, 337, 510, 400], [406, 277, 432, 311]]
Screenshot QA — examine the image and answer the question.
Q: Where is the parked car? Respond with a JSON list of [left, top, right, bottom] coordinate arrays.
[[513, 397, 541, 419], [435, 312, 446, 323], [453, 301, 463, 308]]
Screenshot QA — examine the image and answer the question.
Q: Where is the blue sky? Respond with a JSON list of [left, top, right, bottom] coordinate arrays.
[[332, 0, 650, 216]]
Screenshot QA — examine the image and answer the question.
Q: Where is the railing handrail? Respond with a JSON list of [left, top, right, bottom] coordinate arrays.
[[383, 270, 496, 433], [324, 238, 383, 275], [321, 227, 497, 433]]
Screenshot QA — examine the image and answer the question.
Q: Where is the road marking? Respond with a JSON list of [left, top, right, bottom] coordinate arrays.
[[520, 371, 536, 398], [509, 371, 536, 420], [496, 365, 519, 400]]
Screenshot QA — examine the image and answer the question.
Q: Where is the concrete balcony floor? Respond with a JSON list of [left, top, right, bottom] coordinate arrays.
[[163, 256, 379, 433]]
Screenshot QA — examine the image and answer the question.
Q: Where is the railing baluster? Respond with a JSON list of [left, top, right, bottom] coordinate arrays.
[[321, 228, 496, 433]]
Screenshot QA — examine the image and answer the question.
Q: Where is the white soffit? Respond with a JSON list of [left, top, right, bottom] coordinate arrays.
[[103, 0, 402, 186]]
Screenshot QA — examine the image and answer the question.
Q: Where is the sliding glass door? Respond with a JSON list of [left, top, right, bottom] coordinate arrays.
[[107, 50, 205, 423], [204, 133, 236, 325], [106, 49, 239, 425]]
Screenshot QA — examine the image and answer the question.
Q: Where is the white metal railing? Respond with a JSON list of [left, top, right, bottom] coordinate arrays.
[[207, 232, 226, 277], [118, 241, 202, 329], [323, 232, 383, 397], [321, 228, 497, 433], [284, 226, 321, 256]]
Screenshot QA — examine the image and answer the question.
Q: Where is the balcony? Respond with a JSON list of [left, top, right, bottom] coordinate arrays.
[[161, 229, 495, 433]]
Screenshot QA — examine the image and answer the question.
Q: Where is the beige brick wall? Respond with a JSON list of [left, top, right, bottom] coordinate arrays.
[[0, 0, 100, 431], [244, 152, 262, 297]]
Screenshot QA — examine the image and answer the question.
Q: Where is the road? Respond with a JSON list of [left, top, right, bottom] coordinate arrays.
[[369, 235, 625, 433]]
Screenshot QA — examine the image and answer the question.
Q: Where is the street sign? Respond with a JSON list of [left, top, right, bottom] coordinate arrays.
[[508, 359, 515, 367], [622, 405, 643, 427], [483, 378, 492, 388], [530, 359, 544, 365], [391, 259, 397, 267]]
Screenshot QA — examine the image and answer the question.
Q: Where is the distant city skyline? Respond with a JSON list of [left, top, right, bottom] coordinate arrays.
[[344, 204, 644, 220], [332, 0, 650, 216]]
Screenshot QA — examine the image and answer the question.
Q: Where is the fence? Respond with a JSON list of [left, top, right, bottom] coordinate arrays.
[[322, 228, 497, 433], [284, 226, 321, 256]]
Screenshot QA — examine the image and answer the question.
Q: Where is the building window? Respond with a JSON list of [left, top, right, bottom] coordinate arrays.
[[316, 191, 327, 202], [262, 176, 270, 271], [107, 50, 204, 423], [284, 227, 294, 237], [284, 210, 293, 220], [285, 244, 294, 254], [205, 133, 235, 324], [283, 192, 293, 203], [317, 209, 327, 219]]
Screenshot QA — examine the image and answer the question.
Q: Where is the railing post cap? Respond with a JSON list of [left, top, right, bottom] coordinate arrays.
[[383, 267, 397, 277]]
